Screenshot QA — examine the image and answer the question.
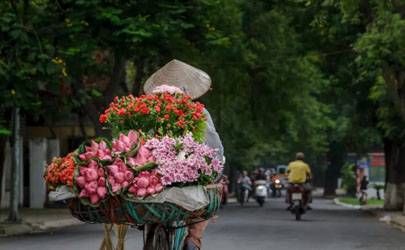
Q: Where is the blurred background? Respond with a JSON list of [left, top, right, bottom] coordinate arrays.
[[0, 0, 403, 221]]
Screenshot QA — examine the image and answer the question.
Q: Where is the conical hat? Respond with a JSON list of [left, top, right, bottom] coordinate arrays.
[[143, 59, 211, 99]]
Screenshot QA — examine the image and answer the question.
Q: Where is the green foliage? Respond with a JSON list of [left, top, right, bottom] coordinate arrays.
[[1, 0, 403, 186], [340, 163, 356, 196]]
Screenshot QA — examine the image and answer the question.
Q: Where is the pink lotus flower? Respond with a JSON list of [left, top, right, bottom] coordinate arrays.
[[76, 176, 86, 188], [127, 171, 163, 198], [85, 168, 98, 182], [127, 145, 154, 167], [79, 140, 112, 161], [74, 160, 108, 205], [90, 194, 100, 204], [106, 158, 135, 195], [97, 186, 107, 197], [112, 130, 139, 155]]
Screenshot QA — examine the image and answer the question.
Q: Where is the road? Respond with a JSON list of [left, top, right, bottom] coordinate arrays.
[[0, 198, 404, 250]]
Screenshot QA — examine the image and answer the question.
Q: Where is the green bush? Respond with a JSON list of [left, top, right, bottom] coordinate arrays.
[[341, 163, 356, 196]]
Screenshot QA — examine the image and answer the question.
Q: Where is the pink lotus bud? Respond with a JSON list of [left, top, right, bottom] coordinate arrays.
[[98, 151, 107, 159], [128, 186, 137, 194], [147, 186, 155, 195], [88, 160, 98, 169], [108, 165, 118, 174], [149, 175, 159, 185], [79, 154, 87, 160], [108, 176, 115, 185], [128, 130, 138, 143], [85, 181, 98, 194], [98, 177, 106, 186], [116, 141, 125, 151], [89, 194, 100, 204], [100, 153, 112, 161], [124, 171, 134, 181], [85, 168, 98, 181], [121, 134, 130, 146], [131, 146, 154, 166], [136, 177, 149, 189], [97, 186, 107, 198], [139, 171, 150, 178], [90, 141, 99, 151], [79, 168, 87, 175], [97, 168, 105, 177], [136, 188, 146, 197], [79, 189, 88, 198], [122, 181, 129, 188], [115, 172, 125, 183], [76, 176, 86, 188], [99, 141, 107, 150], [155, 184, 163, 193], [112, 184, 121, 193]]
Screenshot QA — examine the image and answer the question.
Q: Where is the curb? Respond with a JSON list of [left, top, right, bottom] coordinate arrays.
[[333, 198, 383, 210], [0, 218, 83, 237], [333, 198, 360, 209], [334, 198, 405, 233]]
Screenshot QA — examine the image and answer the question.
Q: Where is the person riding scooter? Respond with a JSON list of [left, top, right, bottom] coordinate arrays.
[[237, 171, 252, 205], [286, 152, 312, 210]]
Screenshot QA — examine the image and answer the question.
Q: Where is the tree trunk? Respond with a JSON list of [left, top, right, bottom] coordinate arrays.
[[8, 107, 22, 222], [0, 137, 6, 203], [383, 138, 405, 213], [323, 141, 346, 196]]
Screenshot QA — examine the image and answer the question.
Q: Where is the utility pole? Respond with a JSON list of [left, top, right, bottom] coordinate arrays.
[[8, 107, 21, 222]]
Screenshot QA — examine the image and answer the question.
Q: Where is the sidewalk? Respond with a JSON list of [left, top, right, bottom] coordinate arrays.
[[374, 210, 405, 232], [333, 198, 405, 232], [0, 208, 83, 236]]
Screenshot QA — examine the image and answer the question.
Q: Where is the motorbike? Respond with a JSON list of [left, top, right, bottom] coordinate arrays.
[[271, 176, 283, 197], [239, 184, 251, 206], [254, 180, 268, 207], [288, 184, 307, 220]]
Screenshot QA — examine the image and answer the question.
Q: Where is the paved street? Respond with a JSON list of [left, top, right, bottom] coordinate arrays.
[[0, 198, 404, 250]]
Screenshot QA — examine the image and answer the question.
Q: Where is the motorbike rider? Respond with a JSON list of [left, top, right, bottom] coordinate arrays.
[[286, 152, 312, 209], [237, 171, 252, 201], [254, 168, 267, 181]]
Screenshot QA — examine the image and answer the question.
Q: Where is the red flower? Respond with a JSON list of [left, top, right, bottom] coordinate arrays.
[[176, 119, 185, 128], [140, 107, 150, 115], [164, 114, 170, 120], [99, 114, 108, 123], [155, 105, 161, 113], [118, 108, 126, 116]]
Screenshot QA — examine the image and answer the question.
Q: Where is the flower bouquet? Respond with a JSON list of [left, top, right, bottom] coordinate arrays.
[[44, 85, 224, 226]]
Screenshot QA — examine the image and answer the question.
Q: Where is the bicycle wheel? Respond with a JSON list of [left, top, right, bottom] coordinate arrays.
[[144, 224, 170, 250]]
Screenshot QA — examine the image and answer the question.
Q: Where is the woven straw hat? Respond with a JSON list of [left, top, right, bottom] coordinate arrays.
[[143, 59, 211, 99]]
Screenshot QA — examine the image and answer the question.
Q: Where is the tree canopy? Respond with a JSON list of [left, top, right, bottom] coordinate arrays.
[[1, 0, 404, 200]]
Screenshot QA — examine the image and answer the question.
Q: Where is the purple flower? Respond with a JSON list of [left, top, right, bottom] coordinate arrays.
[[145, 134, 224, 186]]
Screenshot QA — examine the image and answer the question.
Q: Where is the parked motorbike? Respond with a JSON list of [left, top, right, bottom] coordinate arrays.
[[271, 176, 283, 197], [288, 184, 307, 220], [255, 180, 268, 207]]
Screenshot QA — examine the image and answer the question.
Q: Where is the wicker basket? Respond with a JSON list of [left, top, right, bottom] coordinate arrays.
[[69, 184, 221, 227]]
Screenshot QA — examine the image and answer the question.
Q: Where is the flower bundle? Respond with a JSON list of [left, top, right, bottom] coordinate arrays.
[[44, 153, 75, 189], [75, 160, 108, 205], [127, 171, 163, 198], [106, 158, 134, 195], [45, 86, 224, 208], [145, 134, 223, 186], [99, 91, 206, 141]]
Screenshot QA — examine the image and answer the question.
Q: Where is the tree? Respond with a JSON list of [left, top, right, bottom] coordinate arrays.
[[0, 0, 63, 221]]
